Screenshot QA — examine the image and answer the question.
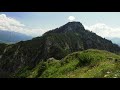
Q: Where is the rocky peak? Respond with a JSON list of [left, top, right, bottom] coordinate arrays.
[[58, 21, 85, 32], [64, 21, 84, 28], [44, 21, 85, 34]]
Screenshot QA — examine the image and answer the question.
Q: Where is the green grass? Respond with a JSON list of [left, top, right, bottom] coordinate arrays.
[[14, 49, 120, 78]]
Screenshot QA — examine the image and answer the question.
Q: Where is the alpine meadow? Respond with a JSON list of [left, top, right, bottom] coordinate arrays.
[[0, 12, 120, 78]]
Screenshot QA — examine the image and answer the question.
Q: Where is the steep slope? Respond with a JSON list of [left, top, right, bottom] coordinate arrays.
[[14, 49, 120, 78], [0, 30, 32, 43], [43, 22, 120, 54], [106, 37, 120, 46], [0, 21, 120, 75]]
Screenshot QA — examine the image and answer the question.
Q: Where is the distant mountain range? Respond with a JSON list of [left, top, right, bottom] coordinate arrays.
[[0, 30, 32, 43], [0, 21, 120, 78]]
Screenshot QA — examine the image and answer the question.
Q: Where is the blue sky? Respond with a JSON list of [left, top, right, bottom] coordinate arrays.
[[2, 12, 120, 27], [0, 12, 120, 38]]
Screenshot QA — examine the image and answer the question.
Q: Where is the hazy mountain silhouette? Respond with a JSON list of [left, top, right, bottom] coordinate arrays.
[[0, 30, 32, 43]]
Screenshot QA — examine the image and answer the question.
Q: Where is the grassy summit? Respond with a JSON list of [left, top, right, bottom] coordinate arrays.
[[14, 49, 120, 78]]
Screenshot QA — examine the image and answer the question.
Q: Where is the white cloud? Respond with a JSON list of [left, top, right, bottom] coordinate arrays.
[[1, 14, 120, 39], [0, 14, 48, 37], [24, 28, 49, 37], [68, 16, 75, 21], [0, 14, 25, 28], [84, 23, 120, 38]]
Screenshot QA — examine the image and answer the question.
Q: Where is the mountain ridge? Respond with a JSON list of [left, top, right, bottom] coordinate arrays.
[[0, 21, 120, 76], [0, 30, 32, 43], [106, 37, 120, 46], [14, 49, 120, 78], [43, 22, 85, 34]]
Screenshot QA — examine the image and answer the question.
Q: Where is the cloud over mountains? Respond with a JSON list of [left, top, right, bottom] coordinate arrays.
[[0, 14, 120, 39], [0, 14, 48, 37], [68, 16, 76, 21], [85, 23, 120, 38]]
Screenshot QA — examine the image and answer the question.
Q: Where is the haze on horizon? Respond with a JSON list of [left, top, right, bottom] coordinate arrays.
[[0, 12, 120, 45]]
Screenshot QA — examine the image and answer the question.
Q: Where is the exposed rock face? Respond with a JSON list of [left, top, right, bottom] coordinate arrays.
[[0, 21, 120, 73]]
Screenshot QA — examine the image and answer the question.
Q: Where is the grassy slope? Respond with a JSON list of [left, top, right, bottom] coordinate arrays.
[[14, 49, 120, 78]]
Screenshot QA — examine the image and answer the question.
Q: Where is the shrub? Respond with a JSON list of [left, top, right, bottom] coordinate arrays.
[[78, 53, 92, 66]]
